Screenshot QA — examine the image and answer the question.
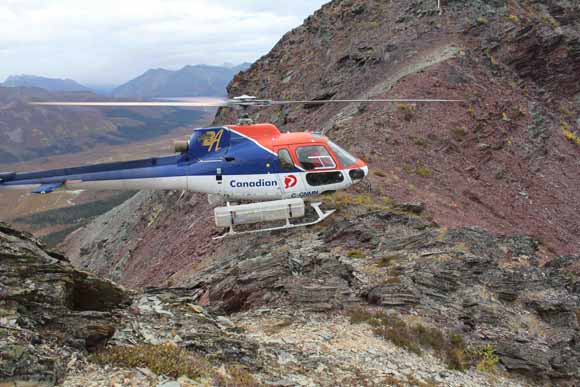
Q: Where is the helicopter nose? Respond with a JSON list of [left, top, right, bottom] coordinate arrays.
[[348, 165, 367, 181], [362, 165, 369, 177]]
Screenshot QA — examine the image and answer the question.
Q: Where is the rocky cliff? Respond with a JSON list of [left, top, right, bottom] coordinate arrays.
[[0, 222, 130, 384], [58, 0, 580, 385], [215, 0, 580, 255], [6, 202, 580, 386]]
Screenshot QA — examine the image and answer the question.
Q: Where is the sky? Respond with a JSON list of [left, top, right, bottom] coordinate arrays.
[[0, 0, 330, 85]]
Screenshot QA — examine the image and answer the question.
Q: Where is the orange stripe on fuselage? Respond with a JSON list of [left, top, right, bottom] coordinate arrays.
[[227, 123, 367, 172], [227, 124, 323, 151]]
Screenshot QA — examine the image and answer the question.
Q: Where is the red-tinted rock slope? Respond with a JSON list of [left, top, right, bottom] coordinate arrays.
[[215, 0, 580, 255], [64, 0, 580, 287]]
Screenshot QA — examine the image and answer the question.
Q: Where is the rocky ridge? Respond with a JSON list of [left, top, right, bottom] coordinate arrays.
[[52, 0, 580, 385], [0, 222, 130, 385], [5, 217, 579, 386], [214, 0, 580, 255]]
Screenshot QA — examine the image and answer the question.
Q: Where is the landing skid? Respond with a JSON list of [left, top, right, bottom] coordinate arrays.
[[214, 202, 335, 240]]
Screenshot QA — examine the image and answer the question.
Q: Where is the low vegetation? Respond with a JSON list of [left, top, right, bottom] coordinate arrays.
[[94, 344, 264, 386], [373, 168, 388, 178], [14, 191, 137, 247], [94, 343, 210, 379], [376, 255, 400, 268], [563, 129, 580, 145], [41, 225, 81, 247], [476, 16, 489, 25], [347, 249, 367, 259], [450, 127, 467, 142], [329, 192, 392, 211], [14, 191, 137, 228], [347, 308, 500, 373], [404, 161, 433, 178], [506, 15, 520, 24], [397, 103, 417, 121], [474, 344, 500, 373]]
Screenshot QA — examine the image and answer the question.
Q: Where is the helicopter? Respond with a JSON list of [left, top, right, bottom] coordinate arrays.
[[0, 95, 458, 237]]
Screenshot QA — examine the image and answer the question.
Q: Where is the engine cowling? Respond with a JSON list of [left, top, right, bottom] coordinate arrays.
[[173, 140, 189, 153]]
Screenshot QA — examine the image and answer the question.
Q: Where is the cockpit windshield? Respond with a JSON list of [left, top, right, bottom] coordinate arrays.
[[327, 140, 358, 167], [296, 146, 336, 170]]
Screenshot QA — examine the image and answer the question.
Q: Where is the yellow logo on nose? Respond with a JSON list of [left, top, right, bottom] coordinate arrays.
[[200, 129, 224, 152]]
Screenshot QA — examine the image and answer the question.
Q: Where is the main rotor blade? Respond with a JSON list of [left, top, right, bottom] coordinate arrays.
[[271, 99, 463, 104], [30, 100, 228, 108]]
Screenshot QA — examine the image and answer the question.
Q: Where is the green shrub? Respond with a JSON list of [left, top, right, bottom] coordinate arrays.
[[404, 161, 433, 178], [415, 324, 445, 352], [376, 255, 400, 268], [474, 344, 500, 373], [347, 307, 376, 325], [347, 250, 366, 259], [477, 16, 489, 25], [347, 309, 472, 371], [398, 103, 417, 121], [373, 169, 388, 178], [563, 129, 580, 145], [506, 15, 520, 24], [451, 127, 467, 141], [213, 365, 263, 387]]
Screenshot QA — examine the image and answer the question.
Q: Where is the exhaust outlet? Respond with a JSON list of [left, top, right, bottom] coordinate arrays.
[[174, 140, 189, 153]]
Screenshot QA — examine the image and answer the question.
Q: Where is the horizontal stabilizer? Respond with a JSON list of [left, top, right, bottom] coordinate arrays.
[[0, 172, 15, 182], [32, 182, 65, 194]]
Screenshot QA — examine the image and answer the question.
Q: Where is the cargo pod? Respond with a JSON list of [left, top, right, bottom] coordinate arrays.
[[213, 198, 335, 239]]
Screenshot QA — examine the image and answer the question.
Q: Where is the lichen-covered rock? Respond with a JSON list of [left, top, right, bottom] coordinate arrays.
[[156, 206, 579, 384], [0, 222, 130, 384]]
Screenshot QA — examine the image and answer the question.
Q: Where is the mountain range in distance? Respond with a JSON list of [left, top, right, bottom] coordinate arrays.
[[112, 63, 251, 98], [2, 75, 91, 93], [1, 62, 252, 98]]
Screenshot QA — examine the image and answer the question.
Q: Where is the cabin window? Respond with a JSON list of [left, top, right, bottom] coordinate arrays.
[[327, 140, 357, 167], [278, 149, 295, 171], [296, 146, 336, 170], [306, 171, 344, 186]]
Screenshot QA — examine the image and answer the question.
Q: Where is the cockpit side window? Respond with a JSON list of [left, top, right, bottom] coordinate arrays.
[[278, 149, 295, 171], [296, 146, 336, 170]]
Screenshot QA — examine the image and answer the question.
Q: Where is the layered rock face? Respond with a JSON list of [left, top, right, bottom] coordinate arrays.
[[0, 223, 130, 384], [56, 201, 580, 385], [171, 203, 579, 383], [56, 0, 580, 385]]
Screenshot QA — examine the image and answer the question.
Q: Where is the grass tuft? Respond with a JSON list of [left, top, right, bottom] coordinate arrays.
[[563, 129, 580, 145], [347, 250, 366, 259], [474, 344, 500, 373], [477, 16, 489, 25], [398, 103, 417, 121], [93, 343, 210, 379], [376, 255, 400, 268], [347, 308, 471, 371], [506, 15, 520, 24], [94, 344, 265, 386], [450, 127, 467, 142], [213, 365, 263, 387]]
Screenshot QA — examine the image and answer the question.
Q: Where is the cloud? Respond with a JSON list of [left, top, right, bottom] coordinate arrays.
[[0, 0, 329, 85]]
